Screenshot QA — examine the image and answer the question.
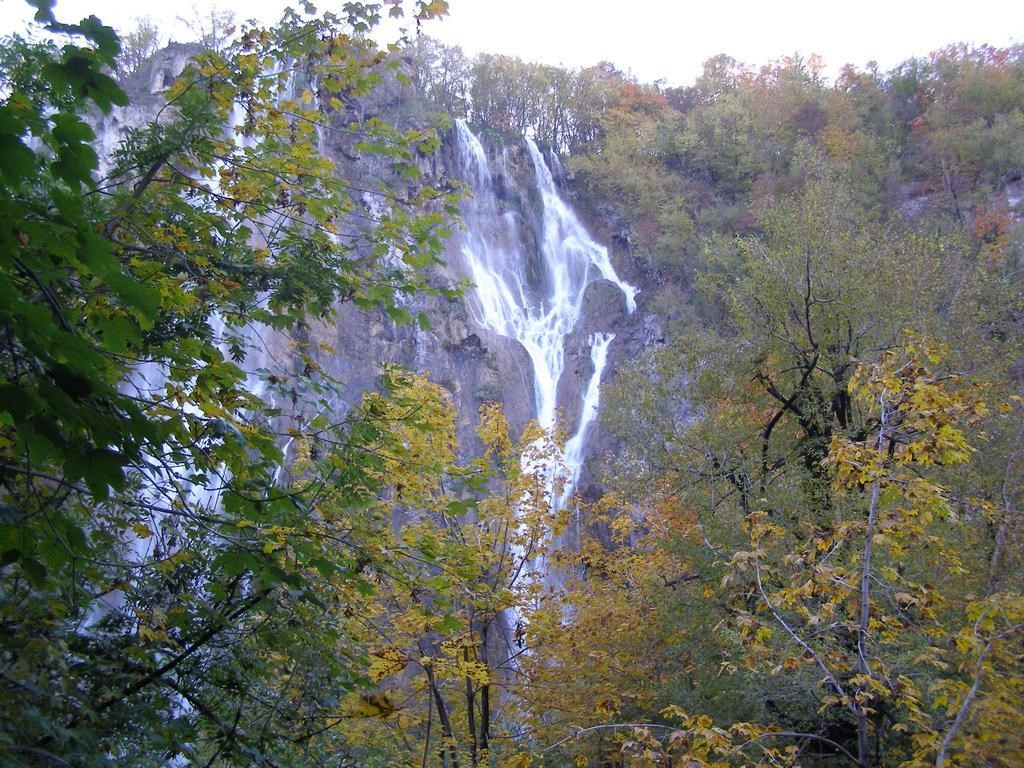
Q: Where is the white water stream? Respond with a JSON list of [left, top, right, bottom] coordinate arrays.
[[454, 120, 636, 520]]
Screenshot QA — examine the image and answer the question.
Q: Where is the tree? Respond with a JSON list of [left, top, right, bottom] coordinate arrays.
[[537, 342, 1023, 768], [0, 0, 457, 764], [721, 342, 1023, 768], [115, 17, 160, 75], [177, 6, 236, 52], [545, 152, 1023, 765], [327, 392, 567, 767]]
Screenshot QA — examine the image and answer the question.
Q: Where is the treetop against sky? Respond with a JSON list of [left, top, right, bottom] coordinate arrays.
[[1, 0, 1020, 85]]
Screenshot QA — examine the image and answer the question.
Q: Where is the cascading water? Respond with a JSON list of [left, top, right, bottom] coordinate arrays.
[[453, 120, 636, 527], [557, 332, 614, 514], [86, 94, 282, 626]]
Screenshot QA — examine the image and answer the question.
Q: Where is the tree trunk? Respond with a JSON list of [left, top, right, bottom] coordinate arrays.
[[856, 394, 889, 768], [424, 660, 459, 768], [480, 625, 491, 755], [464, 647, 478, 767]]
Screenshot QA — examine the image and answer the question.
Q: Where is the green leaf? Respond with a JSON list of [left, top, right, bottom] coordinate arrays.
[[106, 271, 158, 326], [385, 305, 413, 325], [0, 133, 37, 182], [20, 556, 47, 583], [94, 313, 141, 353], [64, 447, 125, 500], [77, 16, 121, 65]]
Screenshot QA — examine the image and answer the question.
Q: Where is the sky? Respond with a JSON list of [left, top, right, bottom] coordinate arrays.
[[1, 0, 1021, 85]]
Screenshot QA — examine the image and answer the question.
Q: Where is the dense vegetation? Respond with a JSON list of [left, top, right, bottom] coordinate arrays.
[[0, 1, 464, 764], [449, 38, 1024, 768], [1, 2, 1021, 766]]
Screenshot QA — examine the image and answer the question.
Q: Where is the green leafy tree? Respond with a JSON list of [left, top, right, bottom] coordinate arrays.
[[0, 0, 458, 764]]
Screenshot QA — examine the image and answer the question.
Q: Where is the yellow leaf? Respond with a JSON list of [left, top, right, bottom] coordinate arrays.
[[368, 646, 407, 682], [345, 692, 397, 719]]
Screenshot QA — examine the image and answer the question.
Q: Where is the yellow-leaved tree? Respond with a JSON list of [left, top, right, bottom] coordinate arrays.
[[661, 341, 1022, 768], [289, 368, 567, 767]]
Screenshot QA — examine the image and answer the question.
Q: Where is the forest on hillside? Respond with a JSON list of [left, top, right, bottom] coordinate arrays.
[[0, 1, 1022, 766]]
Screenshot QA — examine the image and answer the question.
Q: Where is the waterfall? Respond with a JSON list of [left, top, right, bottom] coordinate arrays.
[[85, 97, 280, 627], [453, 120, 636, 514], [523, 137, 638, 316], [557, 332, 615, 513]]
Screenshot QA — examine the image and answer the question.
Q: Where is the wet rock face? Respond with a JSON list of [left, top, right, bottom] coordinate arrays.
[[88, 47, 658, 482], [391, 294, 536, 461], [441, 121, 649, 521], [137, 45, 202, 98], [340, 122, 654, 482], [91, 44, 201, 176], [558, 279, 630, 430]]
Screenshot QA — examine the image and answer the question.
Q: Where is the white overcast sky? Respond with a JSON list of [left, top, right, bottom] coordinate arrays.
[[1, 0, 1021, 85]]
